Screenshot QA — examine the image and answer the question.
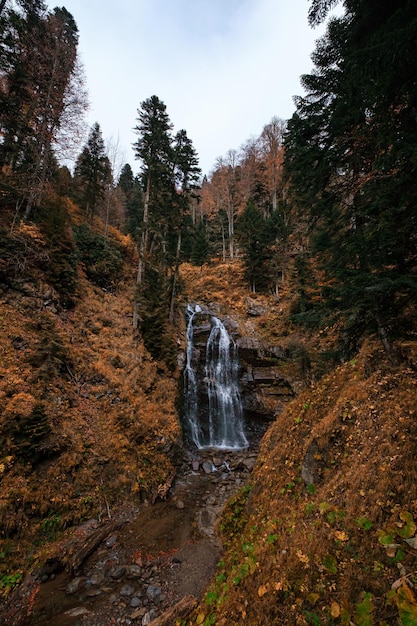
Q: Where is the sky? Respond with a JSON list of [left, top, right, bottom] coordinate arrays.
[[46, 0, 332, 177]]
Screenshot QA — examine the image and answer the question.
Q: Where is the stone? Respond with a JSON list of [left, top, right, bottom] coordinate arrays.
[[87, 571, 105, 586], [120, 584, 135, 597], [109, 566, 126, 580], [202, 461, 213, 474], [142, 609, 158, 624], [247, 304, 266, 317], [64, 607, 90, 617], [191, 460, 200, 471], [105, 534, 118, 548], [130, 596, 142, 608], [146, 584, 162, 601], [243, 457, 257, 472], [86, 588, 102, 597], [126, 564, 142, 579], [66, 576, 85, 595], [131, 607, 146, 620], [175, 499, 185, 509]]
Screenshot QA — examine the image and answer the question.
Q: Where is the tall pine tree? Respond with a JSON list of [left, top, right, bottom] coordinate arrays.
[[285, 0, 417, 359]]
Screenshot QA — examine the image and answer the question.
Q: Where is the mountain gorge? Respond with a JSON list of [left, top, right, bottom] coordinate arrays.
[[1, 0, 416, 624]]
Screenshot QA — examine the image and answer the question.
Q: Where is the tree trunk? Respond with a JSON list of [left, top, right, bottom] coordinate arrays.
[[137, 174, 150, 286], [169, 230, 181, 324], [376, 313, 399, 365]]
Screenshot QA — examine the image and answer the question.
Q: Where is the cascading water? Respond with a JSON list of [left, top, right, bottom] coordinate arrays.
[[183, 304, 248, 450]]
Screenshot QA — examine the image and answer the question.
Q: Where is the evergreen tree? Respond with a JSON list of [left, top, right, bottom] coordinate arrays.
[[117, 163, 143, 237], [285, 0, 417, 359], [0, 2, 80, 216], [74, 122, 112, 219], [190, 219, 210, 267], [133, 95, 174, 285]]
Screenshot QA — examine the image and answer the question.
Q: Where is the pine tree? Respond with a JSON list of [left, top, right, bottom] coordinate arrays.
[[285, 0, 417, 359], [74, 122, 112, 219], [0, 2, 80, 217], [133, 95, 174, 285]]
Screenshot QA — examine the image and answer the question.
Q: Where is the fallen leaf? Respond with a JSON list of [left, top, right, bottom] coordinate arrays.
[[258, 584, 269, 597], [335, 530, 349, 541], [331, 602, 341, 618]]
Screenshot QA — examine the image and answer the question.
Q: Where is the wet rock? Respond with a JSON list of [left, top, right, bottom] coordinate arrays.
[[120, 584, 135, 597], [202, 461, 213, 474], [66, 576, 85, 595], [109, 566, 126, 580]]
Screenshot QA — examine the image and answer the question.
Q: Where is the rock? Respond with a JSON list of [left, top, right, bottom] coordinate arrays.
[[202, 461, 213, 474], [87, 571, 105, 586], [105, 534, 118, 548], [66, 576, 85, 595], [191, 460, 200, 471], [175, 499, 185, 509], [126, 564, 142, 579], [142, 609, 158, 624], [109, 566, 126, 580], [130, 596, 142, 608], [120, 584, 135, 597], [146, 584, 162, 601], [131, 608, 147, 621], [86, 588, 102, 597], [243, 457, 257, 472], [301, 440, 320, 485], [64, 607, 91, 617], [247, 304, 266, 317]]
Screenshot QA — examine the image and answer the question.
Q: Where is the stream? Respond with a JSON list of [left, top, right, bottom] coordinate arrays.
[[4, 447, 258, 626]]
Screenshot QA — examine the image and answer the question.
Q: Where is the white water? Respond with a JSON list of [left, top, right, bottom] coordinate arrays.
[[183, 304, 248, 450]]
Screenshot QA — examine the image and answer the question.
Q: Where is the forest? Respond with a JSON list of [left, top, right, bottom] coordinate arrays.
[[0, 0, 417, 624]]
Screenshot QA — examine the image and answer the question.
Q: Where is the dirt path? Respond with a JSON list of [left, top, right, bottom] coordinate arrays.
[[3, 449, 256, 626]]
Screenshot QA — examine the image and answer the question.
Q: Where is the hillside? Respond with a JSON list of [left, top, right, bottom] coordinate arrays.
[[176, 263, 417, 625], [1, 224, 416, 625], [0, 212, 181, 593]]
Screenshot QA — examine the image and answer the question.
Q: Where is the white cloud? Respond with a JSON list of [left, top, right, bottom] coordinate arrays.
[[46, 0, 330, 176]]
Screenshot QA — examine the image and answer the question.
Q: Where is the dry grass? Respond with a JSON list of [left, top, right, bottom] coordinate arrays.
[[188, 340, 417, 625], [0, 252, 181, 581]]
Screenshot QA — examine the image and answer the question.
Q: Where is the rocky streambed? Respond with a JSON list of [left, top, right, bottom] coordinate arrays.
[[3, 448, 258, 626]]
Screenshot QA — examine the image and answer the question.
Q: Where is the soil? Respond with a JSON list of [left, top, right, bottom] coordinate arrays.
[[2, 448, 258, 626]]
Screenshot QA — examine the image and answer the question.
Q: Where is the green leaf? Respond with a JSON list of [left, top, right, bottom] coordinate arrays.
[[397, 511, 416, 539], [322, 554, 337, 573], [396, 584, 417, 626], [355, 592, 374, 626]]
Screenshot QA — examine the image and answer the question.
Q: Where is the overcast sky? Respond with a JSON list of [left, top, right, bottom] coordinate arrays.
[[47, 0, 331, 177]]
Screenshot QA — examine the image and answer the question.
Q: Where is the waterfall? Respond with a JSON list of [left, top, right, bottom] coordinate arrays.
[[183, 304, 248, 450]]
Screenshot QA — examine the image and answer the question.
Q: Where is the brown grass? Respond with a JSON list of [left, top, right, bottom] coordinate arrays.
[[187, 340, 417, 625]]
